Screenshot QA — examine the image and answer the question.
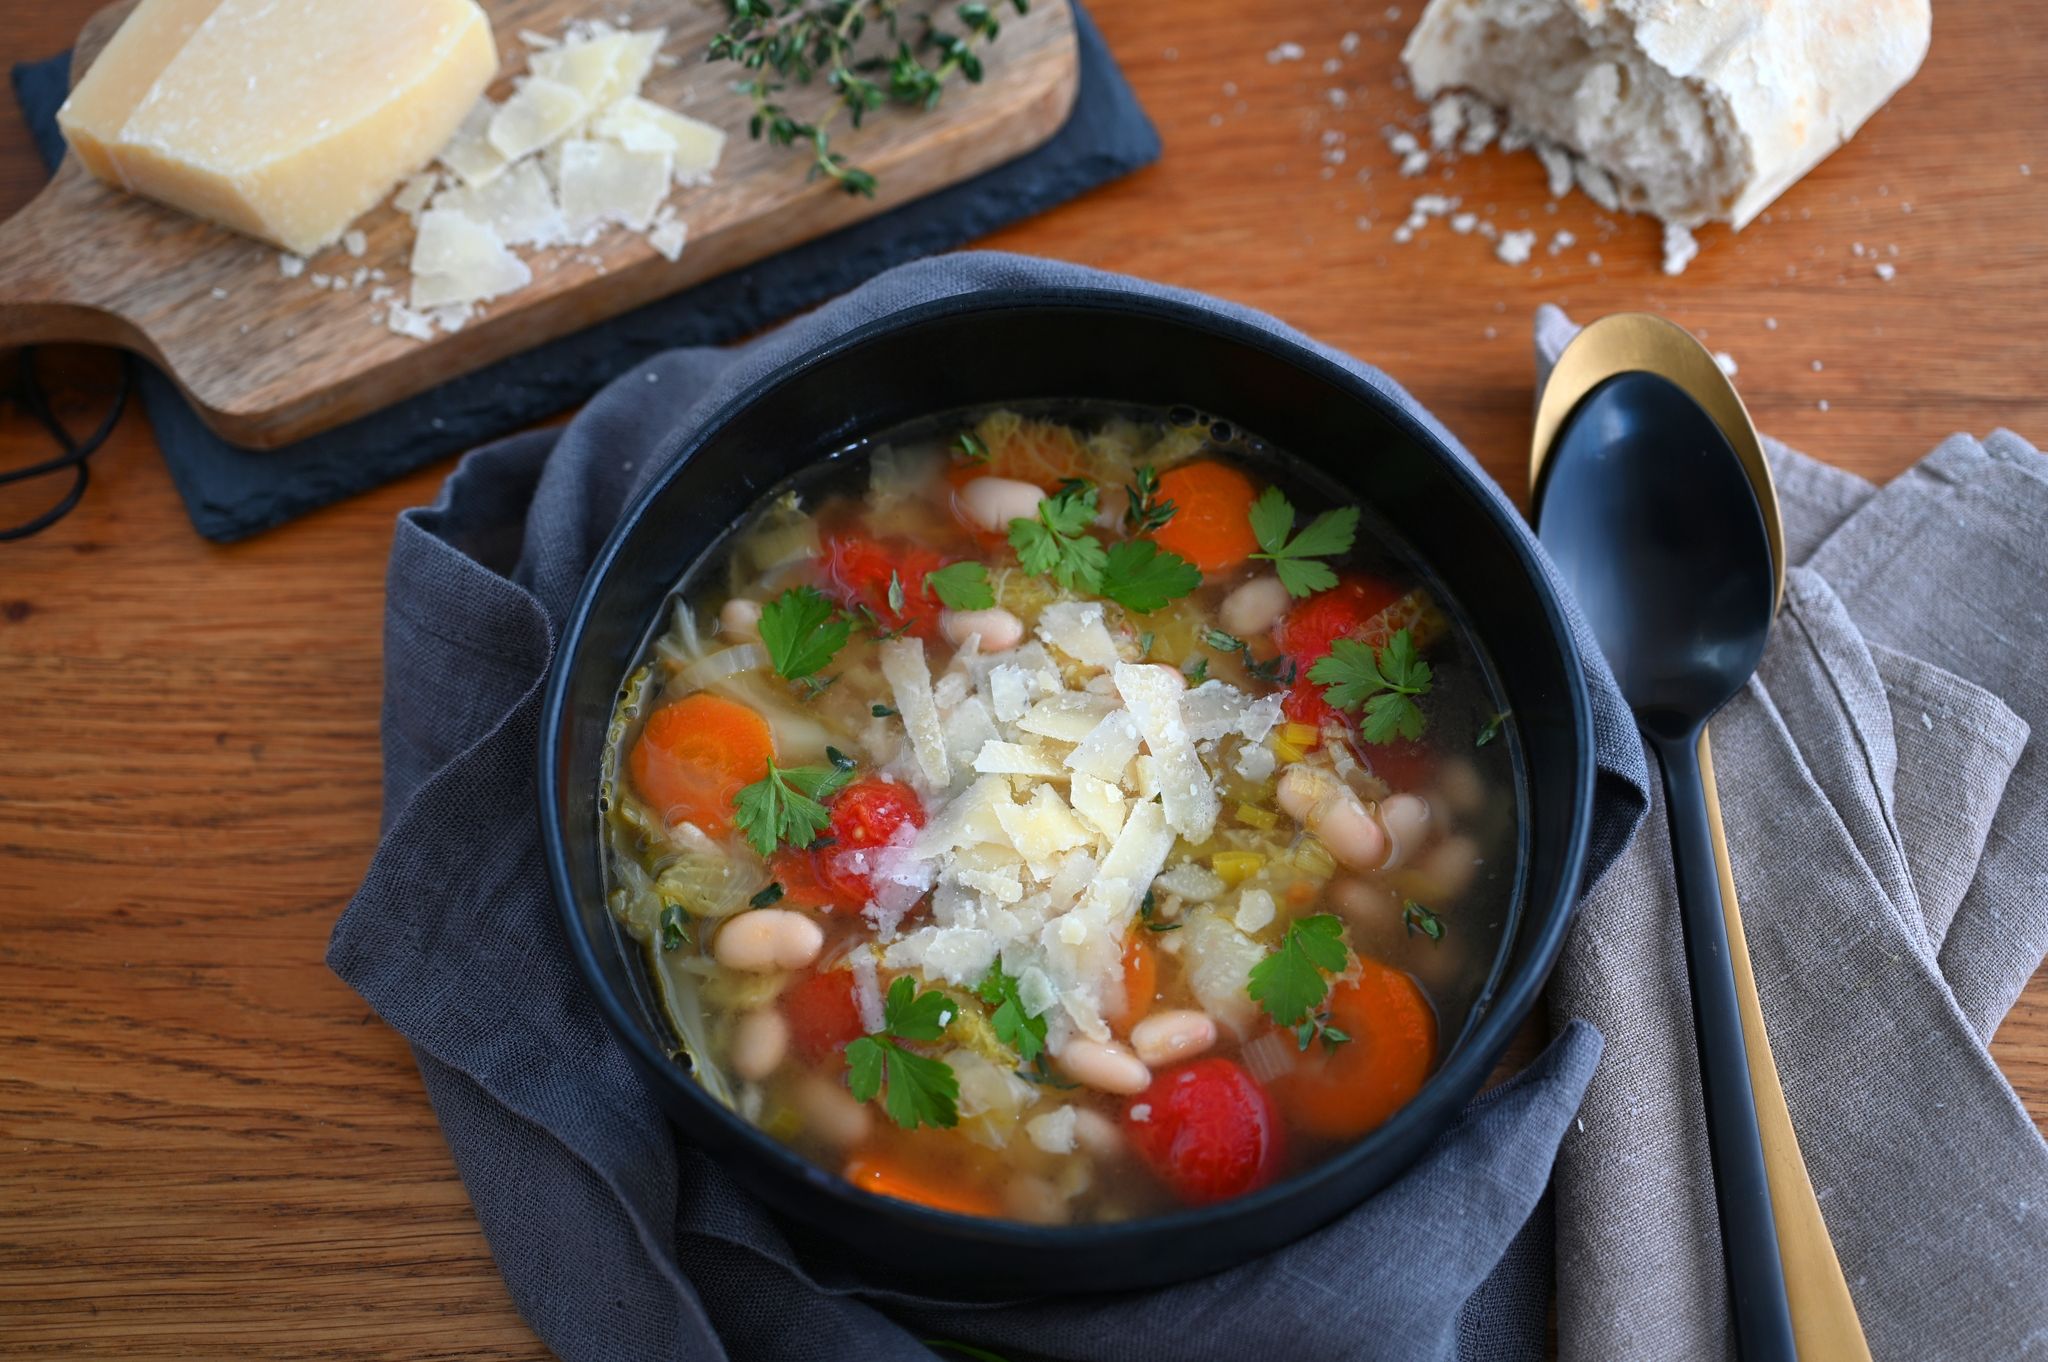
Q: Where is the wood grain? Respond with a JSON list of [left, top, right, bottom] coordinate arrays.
[[1, 0, 2043, 1356], [0, 0, 1078, 447]]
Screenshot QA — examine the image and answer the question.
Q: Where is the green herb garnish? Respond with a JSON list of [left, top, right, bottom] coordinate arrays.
[[1475, 710, 1510, 747], [825, 745, 858, 771], [871, 702, 898, 718], [1247, 487, 1360, 598], [1097, 539, 1202, 613], [846, 975, 960, 1130], [749, 882, 785, 908], [1181, 656, 1209, 683], [1008, 481, 1107, 590], [1247, 913, 1349, 1030], [1201, 627, 1296, 685], [1292, 1009, 1351, 1054], [1308, 627, 1433, 744], [758, 586, 850, 682], [925, 561, 995, 611], [1403, 898, 1445, 941], [1124, 464, 1177, 533], [977, 962, 1046, 1064], [886, 570, 906, 616], [955, 431, 990, 463], [1139, 888, 1180, 932], [658, 903, 689, 951], [732, 758, 857, 857]]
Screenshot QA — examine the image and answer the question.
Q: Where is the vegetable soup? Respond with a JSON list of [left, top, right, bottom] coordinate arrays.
[[601, 404, 1520, 1223]]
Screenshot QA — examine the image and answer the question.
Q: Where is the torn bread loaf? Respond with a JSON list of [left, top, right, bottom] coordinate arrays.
[[1402, 0, 1931, 229]]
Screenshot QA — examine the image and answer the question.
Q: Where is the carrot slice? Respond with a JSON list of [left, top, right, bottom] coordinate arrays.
[[1114, 929, 1158, 1032], [843, 1152, 1002, 1217], [1149, 460, 1262, 573], [1270, 956, 1437, 1138], [627, 692, 774, 834]]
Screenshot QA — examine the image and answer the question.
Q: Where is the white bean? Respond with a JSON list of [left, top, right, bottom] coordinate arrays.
[[1416, 834, 1480, 903], [1093, 485, 1130, 530], [1218, 575, 1292, 639], [712, 909, 824, 972], [1277, 765, 1389, 871], [730, 1007, 790, 1081], [940, 606, 1025, 652], [795, 1074, 871, 1148], [957, 476, 1045, 533], [1129, 1009, 1218, 1068], [1378, 792, 1433, 868], [1329, 876, 1404, 959], [719, 597, 762, 642], [1070, 1106, 1125, 1159], [1435, 756, 1486, 817], [1003, 1174, 1070, 1225], [1058, 1038, 1152, 1095]]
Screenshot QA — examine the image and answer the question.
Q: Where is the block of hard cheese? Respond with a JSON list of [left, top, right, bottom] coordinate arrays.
[[57, 0, 496, 255]]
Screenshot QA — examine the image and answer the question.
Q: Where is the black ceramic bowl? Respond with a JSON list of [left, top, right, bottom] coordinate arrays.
[[539, 285, 1597, 1294]]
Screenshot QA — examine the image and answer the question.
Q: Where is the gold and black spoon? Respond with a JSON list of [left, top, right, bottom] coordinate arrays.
[[1531, 314, 1870, 1362]]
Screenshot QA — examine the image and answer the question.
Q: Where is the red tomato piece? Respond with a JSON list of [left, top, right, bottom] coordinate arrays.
[[1123, 1058, 1285, 1206], [816, 779, 927, 906], [782, 970, 867, 1064], [1274, 575, 1404, 670], [820, 535, 952, 640]]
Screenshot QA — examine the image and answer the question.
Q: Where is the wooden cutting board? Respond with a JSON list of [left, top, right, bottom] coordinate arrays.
[[0, 0, 1079, 448]]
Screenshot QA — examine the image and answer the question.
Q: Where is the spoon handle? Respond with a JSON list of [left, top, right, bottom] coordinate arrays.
[[1654, 729, 1798, 1362]]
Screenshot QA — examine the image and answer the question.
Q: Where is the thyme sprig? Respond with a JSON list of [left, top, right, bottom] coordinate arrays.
[[710, 0, 1029, 197]]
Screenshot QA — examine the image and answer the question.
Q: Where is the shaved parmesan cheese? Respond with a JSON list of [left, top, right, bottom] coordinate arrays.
[[1017, 692, 1116, 744], [440, 101, 509, 187], [986, 665, 1036, 723], [995, 787, 1093, 864], [1237, 693, 1285, 745], [558, 138, 671, 231], [915, 776, 1010, 855], [1017, 966, 1057, 1018], [1027, 1105, 1078, 1155], [1182, 681, 1251, 741], [647, 213, 687, 261], [1065, 710, 1142, 783], [392, 172, 439, 218], [1155, 862, 1226, 902], [954, 861, 1025, 904], [593, 96, 726, 180], [532, 28, 664, 109], [1115, 662, 1219, 841], [431, 160, 565, 247], [489, 77, 589, 162], [885, 925, 999, 986], [1069, 773, 1127, 843], [409, 209, 531, 308], [1182, 908, 1264, 1036], [1235, 743, 1277, 783], [1087, 799, 1176, 927], [972, 740, 1063, 778], [1234, 887, 1277, 934], [941, 697, 1001, 781], [1037, 601, 1121, 670], [880, 637, 949, 789]]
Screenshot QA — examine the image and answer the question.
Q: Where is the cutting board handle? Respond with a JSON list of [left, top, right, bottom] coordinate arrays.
[[0, 181, 131, 351]]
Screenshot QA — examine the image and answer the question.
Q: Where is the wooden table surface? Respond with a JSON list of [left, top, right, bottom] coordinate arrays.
[[3, 2, 2042, 1356]]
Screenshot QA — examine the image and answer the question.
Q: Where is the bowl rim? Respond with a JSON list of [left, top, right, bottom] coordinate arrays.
[[538, 282, 1598, 1249]]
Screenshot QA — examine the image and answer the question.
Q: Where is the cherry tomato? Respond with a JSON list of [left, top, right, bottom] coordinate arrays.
[[770, 848, 841, 911], [820, 535, 951, 640], [782, 970, 867, 1064], [1274, 575, 1404, 670], [1123, 1058, 1285, 1205], [815, 779, 927, 905]]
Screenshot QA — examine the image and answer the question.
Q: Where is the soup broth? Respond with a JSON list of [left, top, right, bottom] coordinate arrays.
[[601, 403, 1519, 1223]]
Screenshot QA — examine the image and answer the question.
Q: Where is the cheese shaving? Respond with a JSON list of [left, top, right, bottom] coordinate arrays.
[[880, 637, 950, 789]]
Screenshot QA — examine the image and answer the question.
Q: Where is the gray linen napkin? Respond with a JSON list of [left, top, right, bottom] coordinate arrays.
[[1534, 307, 2048, 1361], [328, 255, 1654, 1362]]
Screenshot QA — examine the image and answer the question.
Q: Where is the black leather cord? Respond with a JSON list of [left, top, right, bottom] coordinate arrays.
[[1, 348, 131, 542]]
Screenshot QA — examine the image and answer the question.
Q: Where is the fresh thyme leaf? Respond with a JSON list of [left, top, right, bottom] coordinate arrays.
[[1403, 899, 1445, 942], [825, 745, 857, 771], [1140, 889, 1181, 932], [658, 903, 688, 952], [1182, 656, 1209, 683], [758, 586, 851, 682], [1124, 464, 1177, 533], [977, 963, 1046, 1064], [1097, 539, 1201, 613], [955, 431, 990, 463], [731, 758, 857, 857], [1308, 628, 1433, 744], [749, 881, 785, 908], [1475, 710, 1510, 747], [1138, 630, 1156, 656], [925, 561, 995, 611], [1019, 1054, 1079, 1089], [1247, 487, 1360, 598], [846, 975, 960, 1130], [871, 703, 898, 718], [1292, 1010, 1352, 1053], [1247, 913, 1350, 1028], [1008, 482, 1108, 591], [887, 570, 906, 615]]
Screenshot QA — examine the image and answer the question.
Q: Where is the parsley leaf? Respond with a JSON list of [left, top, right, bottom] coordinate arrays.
[[1247, 487, 1360, 598], [925, 560, 995, 611], [1246, 913, 1350, 1028], [731, 758, 856, 857], [1403, 898, 1445, 941], [845, 975, 960, 1130], [1008, 482, 1107, 591], [1125, 465, 1177, 533], [1098, 539, 1202, 613], [757, 586, 851, 682], [1307, 627, 1433, 744], [977, 963, 1047, 1064]]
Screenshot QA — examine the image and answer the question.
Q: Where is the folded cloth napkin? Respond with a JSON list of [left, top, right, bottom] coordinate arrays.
[[8, 3, 1156, 542], [330, 253, 1655, 1362], [1534, 307, 2048, 1361]]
